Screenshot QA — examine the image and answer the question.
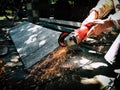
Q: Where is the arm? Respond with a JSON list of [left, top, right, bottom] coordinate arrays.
[[62, 0, 119, 46], [92, 0, 114, 18], [82, 0, 120, 37], [69, 0, 115, 44], [92, 0, 120, 30], [108, 11, 120, 29], [82, 0, 114, 26], [86, 10, 120, 37]]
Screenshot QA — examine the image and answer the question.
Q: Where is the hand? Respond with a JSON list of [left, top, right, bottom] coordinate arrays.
[[82, 10, 98, 27], [86, 19, 113, 37]]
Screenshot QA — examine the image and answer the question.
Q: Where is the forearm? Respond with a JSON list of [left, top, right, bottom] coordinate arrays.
[[108, 11, 120, 29], [90, 0, 120, 30], [91, 0, 114, 18], [82, 0, 114, 26], [82, 10, 98, 26], [86, 10, 98, 21]]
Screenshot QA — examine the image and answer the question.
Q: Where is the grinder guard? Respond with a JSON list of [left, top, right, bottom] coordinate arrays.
[[58, 32, 70, 47], [58, 25, 90, 47]]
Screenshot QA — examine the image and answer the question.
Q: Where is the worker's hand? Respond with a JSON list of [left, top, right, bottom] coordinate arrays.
[[82, 10, 98, 27], [86, 19, 113, 37]]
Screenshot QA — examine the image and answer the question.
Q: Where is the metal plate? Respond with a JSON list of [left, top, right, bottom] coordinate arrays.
[[9, 21, 61, 69]]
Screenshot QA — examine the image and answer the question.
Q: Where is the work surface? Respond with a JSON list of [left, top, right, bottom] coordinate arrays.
[[1, 19, 119, 90], [9, 22, 61, 69], [9, 22, 118, 90]]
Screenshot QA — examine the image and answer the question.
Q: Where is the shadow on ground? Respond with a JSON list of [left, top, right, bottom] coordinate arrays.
[[14, 45, 118, 90], [0, 17, 119, 90]]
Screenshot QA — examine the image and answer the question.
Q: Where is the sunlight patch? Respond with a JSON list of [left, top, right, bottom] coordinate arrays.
[[5, 62, 16, 67], [79, 57, 91, 64], [27, 25, 43, 32], [82, 62, 108, 70], [39, 40, 46, 47], [90, 62, 108, 68], [17, 48, 23, 52], [58, 26, 61, 30], [24, 34, 37, 44], [95, 75, 115, 88], [20, 53, 27, 57]]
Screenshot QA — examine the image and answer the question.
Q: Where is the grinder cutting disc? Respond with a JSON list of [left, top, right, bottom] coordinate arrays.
[[58, 32, 70, 47]]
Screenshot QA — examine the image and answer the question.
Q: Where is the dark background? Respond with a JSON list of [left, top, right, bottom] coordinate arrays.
[[33, 0, 99, 22]]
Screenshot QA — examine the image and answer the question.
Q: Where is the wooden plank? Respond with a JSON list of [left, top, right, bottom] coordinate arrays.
[[9, 21, 61, 69], [39, 21, 74, 33], [39, 18, 81, 28]]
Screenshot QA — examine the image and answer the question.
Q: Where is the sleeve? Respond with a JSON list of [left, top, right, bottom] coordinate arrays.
[[108, 11, 120, 29], [90, 0, 114, 18]]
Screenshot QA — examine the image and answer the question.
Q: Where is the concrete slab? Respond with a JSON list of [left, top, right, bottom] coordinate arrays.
[[9, 21, 61, 69]]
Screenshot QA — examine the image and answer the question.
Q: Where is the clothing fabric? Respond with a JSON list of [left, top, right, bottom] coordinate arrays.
[[90, 0, 120, 64], [91, 0, 120, 29], [104, 33, 120, 64]]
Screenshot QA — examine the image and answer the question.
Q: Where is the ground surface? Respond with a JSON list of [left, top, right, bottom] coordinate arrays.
[[0, 17, 119, 90]]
